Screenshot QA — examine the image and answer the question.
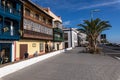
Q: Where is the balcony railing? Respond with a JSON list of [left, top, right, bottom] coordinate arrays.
[[24, 15, 52, 28], [0, 25, 20, 40], [53, 27, 63, 33], [23, 29, 53, 40], [54, 37, 64, 42], [1, 26, 19, 35], [0, 5, 21, 16]]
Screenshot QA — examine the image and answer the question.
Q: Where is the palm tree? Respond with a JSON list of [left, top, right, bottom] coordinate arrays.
[[78, 18, 111, 53]]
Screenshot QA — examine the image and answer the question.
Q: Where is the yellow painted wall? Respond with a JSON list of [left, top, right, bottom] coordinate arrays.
[[54, 42, 64, 50], [15, 39, 45, 60]]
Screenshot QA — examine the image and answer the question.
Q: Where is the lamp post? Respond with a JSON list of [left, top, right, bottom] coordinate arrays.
[[91, 9, 100, 19]]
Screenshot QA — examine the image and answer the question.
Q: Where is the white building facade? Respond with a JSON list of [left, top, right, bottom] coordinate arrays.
[[78, 33, 88, 46], [63, 28, 78, 48]]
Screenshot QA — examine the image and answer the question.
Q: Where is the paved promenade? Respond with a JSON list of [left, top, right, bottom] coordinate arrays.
[[1, 47, 120, 80]]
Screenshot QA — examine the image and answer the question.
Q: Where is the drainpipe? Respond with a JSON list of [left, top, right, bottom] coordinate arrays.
[[10, 21, 13, 36]]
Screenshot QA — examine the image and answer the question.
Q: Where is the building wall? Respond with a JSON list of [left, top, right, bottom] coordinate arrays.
[[78, 33, 87, 46], [15, 39, 53, 61], [43, 8, 64, 50], [42, 8, 62, 23], [64, 31, 71, 48], [0, 41, 15, 62], [63, 28, 78, 48], [0, 0, 21, 40], [14, 1, 54, 61], [0, 0, 22, 63], [15, 40, 45, 60], [72, 30, 78, 47], [54, 42, 63, 50]]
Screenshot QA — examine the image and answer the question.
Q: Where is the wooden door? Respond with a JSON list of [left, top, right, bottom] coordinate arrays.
[[57, 44, 59, 50], [20, 44, 28, 59], [65, 42, 68, 48]]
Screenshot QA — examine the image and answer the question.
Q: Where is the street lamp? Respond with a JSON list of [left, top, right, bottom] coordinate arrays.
[[91, 9, 100, 19]]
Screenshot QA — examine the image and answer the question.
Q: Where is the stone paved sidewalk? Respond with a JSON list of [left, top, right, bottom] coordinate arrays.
[[1, 47, 120, 80]]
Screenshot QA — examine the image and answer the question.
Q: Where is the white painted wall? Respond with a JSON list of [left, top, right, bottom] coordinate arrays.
[[78, 33, 88, 45], [72, 30, 78, 47], [12, 43, 15, 62], [63, 28, 78, 48]]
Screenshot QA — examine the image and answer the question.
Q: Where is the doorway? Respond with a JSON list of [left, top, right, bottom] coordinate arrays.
[[65, 42, 68, 48], [20, 44, 28, 59], [57, 44, 59, 50], [0, 43, 12, 63]]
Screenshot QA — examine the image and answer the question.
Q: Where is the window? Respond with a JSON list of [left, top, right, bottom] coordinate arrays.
[[55, 34, 60, 38], [43, 17, 46, 23], [35, 14, 39, 20], [1, 0, 5, 6], [39, 16, 42, 21], [23, 19, 52, 35], [0, 16, 2, 22], [48, 19, 52, 25], [46, 19, 48, 24], [64, 33, 68, 40], [25, 8, 30, 16], [40, 43, 44, 52]]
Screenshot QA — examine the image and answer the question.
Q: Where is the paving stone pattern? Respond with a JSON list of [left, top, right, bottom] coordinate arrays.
[[1, 47, 120, 80]]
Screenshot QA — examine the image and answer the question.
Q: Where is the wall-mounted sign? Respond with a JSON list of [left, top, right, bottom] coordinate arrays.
[[32, 43, 36, 47]]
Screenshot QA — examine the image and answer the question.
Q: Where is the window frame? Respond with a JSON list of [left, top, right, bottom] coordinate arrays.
[[40, 42, 44, 52], [25, 8, 31, 16]]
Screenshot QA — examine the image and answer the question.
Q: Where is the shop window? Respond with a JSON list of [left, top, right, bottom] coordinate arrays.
[[40, 43, 44, 52]]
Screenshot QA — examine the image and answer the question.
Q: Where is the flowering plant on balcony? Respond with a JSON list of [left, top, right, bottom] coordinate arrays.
[[3, 27, 9, 32], [18, 29, 24, 36]]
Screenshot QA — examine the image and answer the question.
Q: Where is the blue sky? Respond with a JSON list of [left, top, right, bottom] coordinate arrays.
[[32, 0, 120, 43]]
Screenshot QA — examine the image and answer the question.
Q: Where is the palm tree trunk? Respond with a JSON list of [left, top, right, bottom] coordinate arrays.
[[93, 38, 99, 54]]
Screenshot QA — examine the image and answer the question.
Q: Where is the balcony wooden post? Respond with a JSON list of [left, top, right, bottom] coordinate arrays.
[[0, 0, 1, 6]]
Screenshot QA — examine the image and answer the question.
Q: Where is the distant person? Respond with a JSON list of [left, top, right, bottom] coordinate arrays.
[[24, 51, 29, 59], [45, 43, 48, 52], [0, 49, 5, 64], [33, 51, 38, 57]]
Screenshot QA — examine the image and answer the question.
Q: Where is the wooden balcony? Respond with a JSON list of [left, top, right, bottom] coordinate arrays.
[[53, 27, 63, 33], [53, 37, 64, 42], [0, 5, 21, 20], [24, 15, 52, 28], [23, 29, 53, 40]]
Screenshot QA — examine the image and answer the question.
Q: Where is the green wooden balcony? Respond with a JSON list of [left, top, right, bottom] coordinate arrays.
[[53, 27, 63, 33], [53, 37, 64, 42]]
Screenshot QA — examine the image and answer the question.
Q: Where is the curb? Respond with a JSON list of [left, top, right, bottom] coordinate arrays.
[[0, 47, 72, 78]]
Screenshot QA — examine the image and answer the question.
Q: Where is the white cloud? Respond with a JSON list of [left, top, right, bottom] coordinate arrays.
[[78, 0, 120, 10], [63, 21, 71, 26], [32, 0, 120, 11]]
